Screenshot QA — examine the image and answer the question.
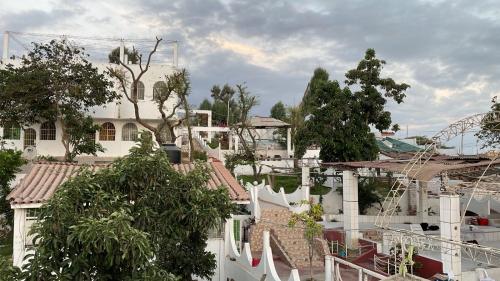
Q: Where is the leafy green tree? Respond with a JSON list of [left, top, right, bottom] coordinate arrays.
[[108, 47, 139, 64], [296, 49, 409, 162], [199, 99, 212, 111], [288, 201, 323, 281], [0, 39, 118, 161], [477, 98, 500, 148], [20, 134, 235, 280], [0, 149, 25, 223], [270, 101, 286, 121]]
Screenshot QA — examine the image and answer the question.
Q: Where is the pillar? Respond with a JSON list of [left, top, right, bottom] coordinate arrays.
[[2, 31, 9, 61], [325, 255, 333, 281], [119, 40, 125, 63], [301, 166, 311, 201], [286, 127, 292, 157], [234, 136, 239, 152], [12, 208, 26, 268], [440, 193, 461, 280], [418, 181, 429, 222], [343, 170, 360, 249]]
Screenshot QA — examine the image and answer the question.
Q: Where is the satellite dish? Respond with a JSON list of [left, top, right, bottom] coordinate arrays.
[[23, 146, 37, 161]]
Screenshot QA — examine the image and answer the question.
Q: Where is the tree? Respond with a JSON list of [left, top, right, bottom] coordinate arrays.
[[229, 85, 261, 178], [108, 39, 192, 145], [210, 84, 239, 126], [0, 39, 118, 161], [0, 149, 25, 223], [288, 201, 323, 281], [108, 47, 139, 64], [477, 97, 500, 148], [270, 101, 286, 121], [295, 49, 410, 162], [19, 134, 235, 280], [199, 99, 212, 111]]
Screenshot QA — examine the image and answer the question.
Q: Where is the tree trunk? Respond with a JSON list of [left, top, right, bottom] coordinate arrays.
[[60, 118, 72, 162], [181, 95, 194, 161], [309, 242, 314, 280]]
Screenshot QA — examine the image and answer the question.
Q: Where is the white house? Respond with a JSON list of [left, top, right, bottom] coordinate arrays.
[[0, 33, 215, 162]]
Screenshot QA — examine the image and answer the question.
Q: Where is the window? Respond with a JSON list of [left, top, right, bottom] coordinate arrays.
[[131, 81, 145, 100], [40, 121, 56, 140], [26, 208, 40, 220], [99, 122, 115, 141], [153, 81, 166, 100], [2, 123, 21, 140], [122, 123, 138, 141], [24, 128, 36, 149]]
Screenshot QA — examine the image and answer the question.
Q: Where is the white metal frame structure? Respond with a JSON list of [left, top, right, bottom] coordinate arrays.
[[375, 112, 500, 265]]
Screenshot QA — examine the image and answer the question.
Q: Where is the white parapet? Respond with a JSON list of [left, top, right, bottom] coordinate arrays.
[[225, 218, 301, 281]]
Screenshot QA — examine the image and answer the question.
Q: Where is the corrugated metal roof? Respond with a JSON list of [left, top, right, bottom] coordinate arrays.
[[8, 161, 249, 205]]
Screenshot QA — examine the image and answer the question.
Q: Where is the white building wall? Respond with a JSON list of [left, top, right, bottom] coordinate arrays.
[[0, 61, 181, 159]]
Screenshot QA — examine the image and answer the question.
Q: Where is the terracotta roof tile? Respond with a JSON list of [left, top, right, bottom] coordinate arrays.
[[8, 161, 249, 205]]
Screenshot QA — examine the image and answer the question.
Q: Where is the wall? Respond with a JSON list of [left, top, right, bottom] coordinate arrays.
[[413, 255, 443, 279]]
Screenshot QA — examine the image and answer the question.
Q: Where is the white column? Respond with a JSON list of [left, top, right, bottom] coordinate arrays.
[[286, 127, 292, 157], [301, 166, 310, 201], [418, 181, 429, 222], [440, 193, 461, 280], [343, 170, 360, 249], [234, 136, 239, 152], [2, 31, 9, 61], [12, 208, 26, 268], [325, 255, 333, 281], [119, 40, 125, 63]]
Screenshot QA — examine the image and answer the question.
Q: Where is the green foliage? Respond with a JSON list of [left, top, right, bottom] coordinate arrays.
[[199, 99, 212, 111], [108, 47, 139, 64], [296, 49, 409, 162], [192, 150, 208, 161], [270, 101, 287, 121], [20, 134, 235, 280], [0, 150, 25, 223], [64, 111, 104, 161], [0, 256, 22, 281], [336, 177, 386, 214], [288, 201, 323, 280], [0, 39, 118, 161], [477, 98, 500, 148]]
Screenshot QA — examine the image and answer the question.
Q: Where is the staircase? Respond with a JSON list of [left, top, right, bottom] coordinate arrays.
[[249, 208, 324, 269]]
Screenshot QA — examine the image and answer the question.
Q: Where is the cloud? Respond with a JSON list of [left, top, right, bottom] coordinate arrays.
[[1, 0, 499, 147]]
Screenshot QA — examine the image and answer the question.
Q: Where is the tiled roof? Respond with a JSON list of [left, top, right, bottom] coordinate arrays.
[[237, 116, 290, 128], [8, 161, 249, 205]]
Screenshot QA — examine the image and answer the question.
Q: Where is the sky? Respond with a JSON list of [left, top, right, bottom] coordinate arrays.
[[1, 0, 498, 152]]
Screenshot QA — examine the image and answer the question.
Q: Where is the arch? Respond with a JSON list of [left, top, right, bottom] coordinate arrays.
[[153, 81, 166, 100], [99, 122, 116, 141], [3, 123, 21, 140], [122, 123, 138, 141], [24, 128, 36, 149], [40, 121, 56, 140], [131, 81, 145, 100]]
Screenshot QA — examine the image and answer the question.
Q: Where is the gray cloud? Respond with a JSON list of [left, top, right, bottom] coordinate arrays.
[[1, 0, 499, 148]]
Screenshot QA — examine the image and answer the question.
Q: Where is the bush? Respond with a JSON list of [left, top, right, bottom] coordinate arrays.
[[192, 150, 208, 161]]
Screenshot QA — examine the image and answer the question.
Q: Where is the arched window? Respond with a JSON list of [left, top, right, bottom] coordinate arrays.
[[3, 123, 21, 140], [99, 122, 115, 141], [24, 128, 36, 149], [40, 121, 56, 140], [122, 123, 138, 141], [153, 81, 166, 100], [131, 81, 145, 100]]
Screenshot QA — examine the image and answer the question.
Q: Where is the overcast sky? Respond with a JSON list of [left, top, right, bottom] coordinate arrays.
[[1, 0, 498, 150]]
